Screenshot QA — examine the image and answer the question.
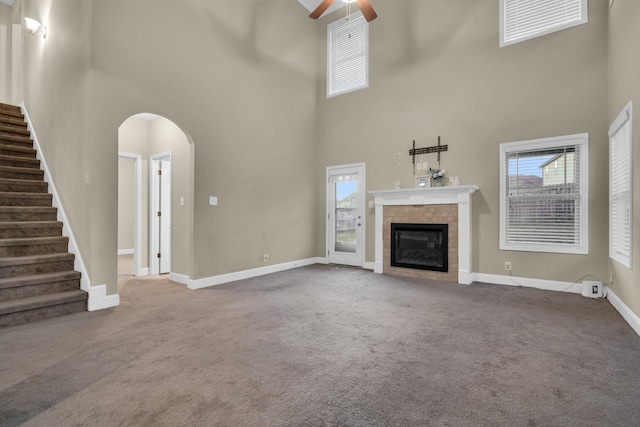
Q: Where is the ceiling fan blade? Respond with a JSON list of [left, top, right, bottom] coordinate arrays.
[[309, 0, 335, 19], [356, 0, 377, 22]]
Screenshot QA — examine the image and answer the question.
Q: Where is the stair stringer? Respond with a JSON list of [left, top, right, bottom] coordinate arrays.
[[20, 102, 120, 311]]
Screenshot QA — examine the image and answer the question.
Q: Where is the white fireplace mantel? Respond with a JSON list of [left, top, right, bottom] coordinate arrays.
[[369, 185, 479, 284]]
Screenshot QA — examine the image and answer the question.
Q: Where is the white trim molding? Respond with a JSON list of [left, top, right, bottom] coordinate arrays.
[[117, 249, 134, 255], [606, 289, 640, 337], [170, 257, 323, 290], [88, 284, 120, 312], [369, 185, 479, 284], [471, 272, 582, 294]]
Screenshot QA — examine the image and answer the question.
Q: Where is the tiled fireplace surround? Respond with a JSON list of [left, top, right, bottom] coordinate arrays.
[[370, 186, 478, 284]]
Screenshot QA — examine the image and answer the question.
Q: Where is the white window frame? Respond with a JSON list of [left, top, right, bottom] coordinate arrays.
[[500, 0, 589, 47], [609, 101, 633, 269], [327, 11, 369, 98], [499, 133, 589, 254]]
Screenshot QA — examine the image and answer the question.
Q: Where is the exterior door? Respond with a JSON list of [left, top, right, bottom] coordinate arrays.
[[327, 163, 365, 266]]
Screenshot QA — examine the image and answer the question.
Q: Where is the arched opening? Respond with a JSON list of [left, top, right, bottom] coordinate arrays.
[[117, 113, 194, 281]]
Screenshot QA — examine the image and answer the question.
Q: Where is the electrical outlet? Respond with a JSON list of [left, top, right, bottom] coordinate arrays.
[[504, 261, 512, 271], [263, 254, 269, 263]]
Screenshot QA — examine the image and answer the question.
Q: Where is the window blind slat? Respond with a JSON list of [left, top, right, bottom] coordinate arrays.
[[609, 102, 633, 268], [501, 0, 587, 47], [328, 14, 368, 97]]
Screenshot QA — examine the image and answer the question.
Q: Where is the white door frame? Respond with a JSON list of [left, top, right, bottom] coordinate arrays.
[[326, 163, 366, 267], [118, 152, 143, 277], [150, 152, 172, 275]]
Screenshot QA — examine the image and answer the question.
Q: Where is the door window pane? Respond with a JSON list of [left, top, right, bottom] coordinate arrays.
[[335, 178, 357, 253]]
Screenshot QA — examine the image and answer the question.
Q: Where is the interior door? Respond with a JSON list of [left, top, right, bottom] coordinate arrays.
[[158, 159, 171, 274], [327, 164, 365, 266], [151, 154, 171, 275]]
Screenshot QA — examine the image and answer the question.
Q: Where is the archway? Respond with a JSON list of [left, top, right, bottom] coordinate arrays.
[[117, 113, 194, 280]]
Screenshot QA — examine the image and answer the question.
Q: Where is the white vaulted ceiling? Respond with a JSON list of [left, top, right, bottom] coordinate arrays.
[[297, 0, 344, 18]]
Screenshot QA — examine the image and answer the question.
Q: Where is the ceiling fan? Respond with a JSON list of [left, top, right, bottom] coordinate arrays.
[[309, 0, 378, 22]]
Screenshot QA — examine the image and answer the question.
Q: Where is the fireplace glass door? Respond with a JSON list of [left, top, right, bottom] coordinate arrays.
[[391, 223, 448, 272]]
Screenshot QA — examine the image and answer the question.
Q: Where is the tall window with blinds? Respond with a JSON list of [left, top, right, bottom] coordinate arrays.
[[327, 12, 368, 98], [500, 134, 589, 254], [609, 101, 633, 268], [500, 0, 588, 47]]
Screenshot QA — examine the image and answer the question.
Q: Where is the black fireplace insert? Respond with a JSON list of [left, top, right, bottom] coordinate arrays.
[[391, 223, 448, 272]]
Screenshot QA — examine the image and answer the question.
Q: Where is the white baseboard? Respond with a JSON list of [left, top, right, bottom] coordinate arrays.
[[363, 261, 375, 270], [317, 257, 329, 265], [170, 257, 323, 290], [139, 268, 149, 277], [471, 272, 582, 294], [606, 289, 640, 336], [88, 284, 120, 312], [118, 249, 134, 255]]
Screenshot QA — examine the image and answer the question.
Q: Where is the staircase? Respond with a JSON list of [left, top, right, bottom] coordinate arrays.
[[0, 103, 87, 327]]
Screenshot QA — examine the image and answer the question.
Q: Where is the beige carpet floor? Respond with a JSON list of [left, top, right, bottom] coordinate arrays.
[[1, 264, 639, 426]]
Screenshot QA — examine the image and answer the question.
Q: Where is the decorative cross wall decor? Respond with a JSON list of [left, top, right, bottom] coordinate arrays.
[[409, 136, 448, 173]]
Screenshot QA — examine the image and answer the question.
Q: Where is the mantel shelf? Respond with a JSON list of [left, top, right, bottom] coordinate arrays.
[[369, 185, 479, 207]]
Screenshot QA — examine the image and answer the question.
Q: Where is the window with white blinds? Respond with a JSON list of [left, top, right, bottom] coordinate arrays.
[[327, 12, 368, 98], [500, 0, 588, 47], [609, 101, 633, 268], [500, 134, 589, 254]]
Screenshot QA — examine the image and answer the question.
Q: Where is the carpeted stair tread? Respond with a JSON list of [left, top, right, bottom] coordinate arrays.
[[0, 192, 53, 207], [0, 165, 44, 180], [0, 102, 85, 326], [0, 289, 87, 316], [0, 236, 68, 257], [0, 252, 75, 267], [0, 206, 58, 221], [0, 115, 27, 127], [0, 102, 22, 115], [0, 178, 48, 193], [0, 270, 81, 291], [0, 236, 67, 246], [0, 144, 37, 158], [0, 135, 34, 149], [0, 270, 81, 302], [0, 124, 30, 136], [0, 154, 40, 168], [0, 220, 62, 231]]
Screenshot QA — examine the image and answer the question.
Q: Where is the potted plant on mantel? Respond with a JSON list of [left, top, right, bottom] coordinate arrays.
[[429, 167, 446, 186]]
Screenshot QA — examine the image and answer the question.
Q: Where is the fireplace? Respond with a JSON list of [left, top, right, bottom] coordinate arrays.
[[369, 186, 478, 284], [391, 223, 448, 272]]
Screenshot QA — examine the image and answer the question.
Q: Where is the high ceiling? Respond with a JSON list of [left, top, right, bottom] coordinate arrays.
[[297, 0, 344, 18], [0, 1, 340, 17]]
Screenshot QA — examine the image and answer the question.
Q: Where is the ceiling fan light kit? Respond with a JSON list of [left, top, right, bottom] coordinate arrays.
[[309, 0, 377, 22]]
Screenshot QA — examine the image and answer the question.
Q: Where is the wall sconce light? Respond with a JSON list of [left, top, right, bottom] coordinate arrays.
[[25, 17, 47, 38]]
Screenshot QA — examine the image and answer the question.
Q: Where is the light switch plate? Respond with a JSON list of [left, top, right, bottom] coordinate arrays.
[[209, 196, 218, 206]]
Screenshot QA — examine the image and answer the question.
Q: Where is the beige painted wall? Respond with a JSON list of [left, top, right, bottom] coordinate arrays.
[[117, 156, 135, 252], [118, 117, 150, 269], [316, 1, 609, 284], [608, 0, 640, 317], [90, 0, 318, 288], [0, 3, 13, 103], [20, 0, 98, 284]]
